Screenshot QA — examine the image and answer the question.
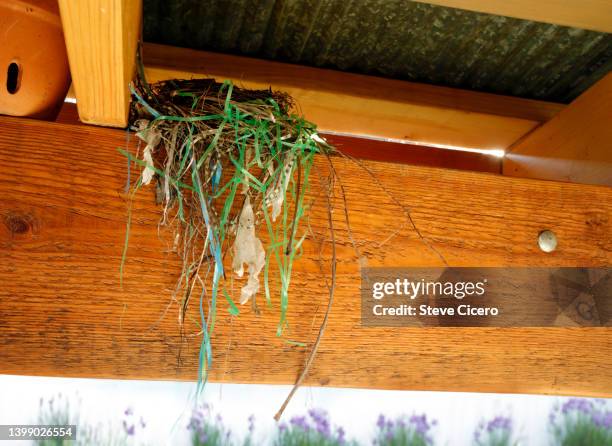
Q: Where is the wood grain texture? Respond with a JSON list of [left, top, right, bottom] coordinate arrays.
[[54, 102, 501, 174], [0, 116, 611, 396], [58, 0, 142, 127], [414, 0, 612, 33], [141, 43, 564, 152], [504, 72, 612, 186]]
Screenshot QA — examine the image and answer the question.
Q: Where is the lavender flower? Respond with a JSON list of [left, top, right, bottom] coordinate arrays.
[[188, 404, 232, 446], [248, 414, 255, 434], [337, 426, 346, 445], [562, 398, 594, 415], [550, 398, 612, 446], [410, 414, 431, 435], [472, 415, 514, 446], [374, 413, 436, 445], [274, 409, 354, 445], [122, 420, 135, 436], [290, 415, 310, 431]]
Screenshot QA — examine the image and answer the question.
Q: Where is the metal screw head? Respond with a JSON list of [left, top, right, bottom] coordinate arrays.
[[538, 230, 558, 253]]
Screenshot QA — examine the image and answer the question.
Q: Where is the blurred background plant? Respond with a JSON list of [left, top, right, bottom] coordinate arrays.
[[242, 414, 256, 446], [188, 404, 233, 446], [549, 398, 612, 446], [35, 393, 76, 446], [27, 390, 612, 445], [34, 394, 144, 446], [372, 413, 436, 446], [472, 416, 518, 446], [272, 408, 352, 446]]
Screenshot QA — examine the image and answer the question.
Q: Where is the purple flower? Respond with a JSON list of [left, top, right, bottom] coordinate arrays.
[[188, 412, 204, 431], [486, 416, 512, 433], [198, 431, 208, 444], [308, 408, 327, 422], [337, 426, 346, 444], [593, 411, 612, 429], [139, 417, 146, 428], [122, 420, 135, 436], [315, 419, 331, 438], [376, 414, 386, 429], [308, 409, 331, 438], [248, 414, 255, 433], [279, 422, 287, 432], [124, 407, 133, 417], [290, 415, 309, 431], [562, 398, 593, 415], [410, 414, 431, 435]]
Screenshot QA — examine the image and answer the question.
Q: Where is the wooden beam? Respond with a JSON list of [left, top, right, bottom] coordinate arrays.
[[141, 43, 563, 153], [321, 134, 501, 173], [58, 0, 142, 127], [504, 72, 612, 186], [414, 1, 612, 33], [54, 102, 501, 174], [1, 116, 610, 395]]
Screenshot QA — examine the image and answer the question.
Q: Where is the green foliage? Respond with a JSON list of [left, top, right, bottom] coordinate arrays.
[[35, 394, 74, 446], [472, 416, 517, 446], [272, 409, 353, 446], [35, 395, 132, 446], [373, 414, 436, 446], [549, 399, 612, 446], [188, 405, 232, 446]]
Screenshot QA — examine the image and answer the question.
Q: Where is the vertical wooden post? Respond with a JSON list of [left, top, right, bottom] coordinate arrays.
[[58, 0, 142, 127]]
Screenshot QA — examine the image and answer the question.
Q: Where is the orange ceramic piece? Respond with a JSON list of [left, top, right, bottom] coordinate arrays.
[[0, 0, 71, 119]]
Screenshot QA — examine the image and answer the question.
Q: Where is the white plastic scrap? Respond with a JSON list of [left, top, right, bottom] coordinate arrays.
[[135, 120, 161, 186], [265, 152, 295, 222], [232, 197, 266, 304]]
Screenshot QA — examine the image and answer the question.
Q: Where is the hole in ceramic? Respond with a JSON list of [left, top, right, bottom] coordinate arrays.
[[7, 62, 21, 94]]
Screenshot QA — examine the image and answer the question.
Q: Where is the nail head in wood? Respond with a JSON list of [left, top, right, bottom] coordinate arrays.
[[538, 230, 558, 253]]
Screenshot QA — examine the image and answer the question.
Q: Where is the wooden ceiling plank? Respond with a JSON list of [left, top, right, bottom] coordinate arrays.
[[58, 0, 142, 127], [140, 43, 563, 152], [1, 116, 610, 395], [503, 72, 612, 186], [414, 1, 612, 34]]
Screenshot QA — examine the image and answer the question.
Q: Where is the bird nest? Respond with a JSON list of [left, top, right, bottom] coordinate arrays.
[[121, 77, 335, 402]]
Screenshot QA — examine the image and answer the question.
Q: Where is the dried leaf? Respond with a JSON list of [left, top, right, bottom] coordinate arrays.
[[265, 152, 294, 221], [232, 197, 266, 304], [135, 120, 161, 186]]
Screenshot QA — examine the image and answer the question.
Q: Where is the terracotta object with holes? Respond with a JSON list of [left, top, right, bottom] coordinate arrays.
[[0, 0, 70, 119]]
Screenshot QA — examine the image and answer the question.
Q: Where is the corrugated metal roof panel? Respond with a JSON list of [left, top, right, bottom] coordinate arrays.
[[143, 0, 612, 103]]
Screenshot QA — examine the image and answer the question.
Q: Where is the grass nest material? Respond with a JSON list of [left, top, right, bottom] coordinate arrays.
[[121, 76, 338, 418]]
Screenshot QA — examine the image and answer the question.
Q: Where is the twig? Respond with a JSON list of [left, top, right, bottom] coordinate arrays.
[[336, 150, 448, 267], [274, 172, 337, 421]]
